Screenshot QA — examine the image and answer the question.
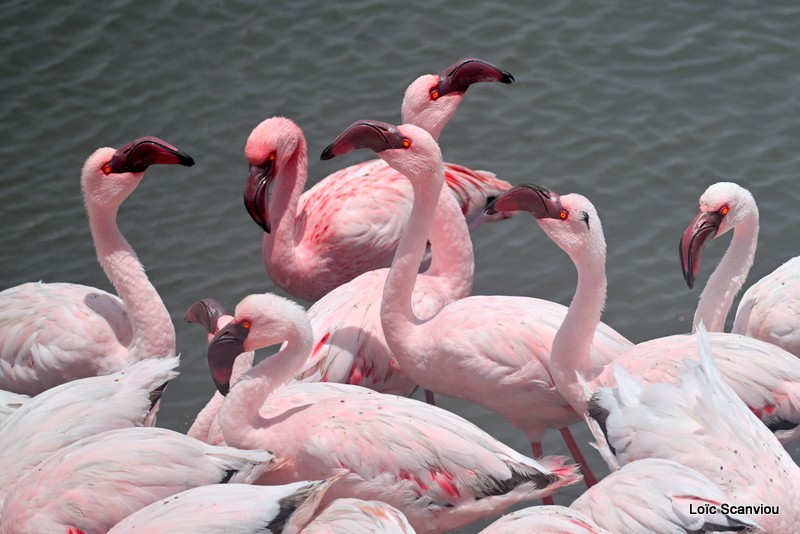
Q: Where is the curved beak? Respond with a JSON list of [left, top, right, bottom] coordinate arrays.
[[185, 299, 227, 335], [321, 120, 407, 160], [437, 57, 514, 95], [207, 321, 250, 395], [485, 183, 564, 220], [244, 159, 275, 233], [106, 136, 195, 174], [679, 210, 722, 289]]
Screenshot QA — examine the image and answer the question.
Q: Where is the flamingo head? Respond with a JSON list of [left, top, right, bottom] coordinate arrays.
[[82, 137, 194, 207], [244, 117, 306, 233], [402, 57, 514, 140], [185, 298, 230, 342], [206, 293, 309, 395], [679, 182, 757, 288]]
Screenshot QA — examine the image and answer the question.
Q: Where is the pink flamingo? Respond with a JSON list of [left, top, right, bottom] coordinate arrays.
[[107, 479, 337, 534], [479, 506, 609, 534], [587, 326, 799, 532], [0, 137, 194, 395], [493, 184, 800, 442], [245, 57, 515, 301], [494, 186, 797, 530], [0, 426, 277, 534], [322, 121, 635, 489], [185, 299, 254, 445], [680, 181, 800, 357], [0, 355, 178, 507], [301, 498, 416, 534], [238, 116, 477, 403], [204, 292, 581, 534]]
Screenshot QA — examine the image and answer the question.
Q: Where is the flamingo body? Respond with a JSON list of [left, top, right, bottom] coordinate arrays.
[[479, 506, 609, 533], [0, 389, 28, 423], [0, 427, 276, 534], [302, 498, 416, 534], [0, 137, 193, 395]]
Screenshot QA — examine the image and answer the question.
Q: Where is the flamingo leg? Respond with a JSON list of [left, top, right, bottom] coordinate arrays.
[[531, 441, 555, 506], [424, 389, 436, 405], [559, 426, 598, 487]]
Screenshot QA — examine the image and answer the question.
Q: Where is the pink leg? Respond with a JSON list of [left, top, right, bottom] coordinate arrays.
[[559, 426, 598, 487], [424, 389, 436, 405], [531, 441, 555, 506]]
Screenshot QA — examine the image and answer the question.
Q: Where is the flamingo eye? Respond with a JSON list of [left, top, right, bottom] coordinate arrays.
[[102, 164, 113, 175], [402, 138, 412, 148], [268, 152, 276, 161], [241, 320, 251, 329], [719, 206, 729, 216], [430, 88, 440, 100], [560, 210, 569, 220]]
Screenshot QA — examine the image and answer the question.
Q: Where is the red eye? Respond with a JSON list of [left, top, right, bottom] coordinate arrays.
[[402, 138, 411, 148], [430, 89, 440, 100], [720, 206, 729, 216], [242, 320, 251, 329], [268, 152, 276, 161], [102, 164, 113, 175], [560, 210, 568, 220]]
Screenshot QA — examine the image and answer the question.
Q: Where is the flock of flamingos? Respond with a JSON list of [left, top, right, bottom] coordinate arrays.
[[0, 57, 798, 533]]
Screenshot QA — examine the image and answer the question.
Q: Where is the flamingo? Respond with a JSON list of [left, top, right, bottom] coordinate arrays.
[[185, 299, 254, 445], [0, 355, 178, 507], [237, 116, 478, 404], [204, 292, 580, 534], [245, 57, 515, 301], [480, 459, 762, 533], [301, 498, 416, 534], [680, 181, 800, 357], [587, 326, 799, 531], [0, 136, 194, 395], [0, 426, 277, 534], [489, 186, 798, 530], [321, 120, 635, 490], [491, 184, 800, 442], [107, 479, 337, 534]]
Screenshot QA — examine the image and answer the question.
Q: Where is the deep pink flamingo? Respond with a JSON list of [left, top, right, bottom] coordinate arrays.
[[0, 137, 194, 395], [0, 426, 277, 534], [680, 181, 800, 357], [204, 292, 580, 534], [0, 355, 178, 508], [245, 58, 514, 301], [492, 184, 800, 442], [322, 121, 635, 490], [494, 186, 797, 530]]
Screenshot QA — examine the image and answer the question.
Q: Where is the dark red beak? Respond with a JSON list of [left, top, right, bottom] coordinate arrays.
[[185, 299, 227, 335], [485, 183, 565, 220], [436, 57, 514, 95], [105, 136, 194, 174], [207, 321, 250, 395], [244, 159, 275, 233], [321, 120, 408, 160], [679, 210, 723, 289]]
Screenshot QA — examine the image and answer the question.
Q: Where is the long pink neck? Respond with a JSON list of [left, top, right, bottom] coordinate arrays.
[[263, 139, 308, 270], [86, 202, 175, 359], [423, 187, 474, 299], [220, 324, 312, 449], [693, 217, 758, 332], [549, 227, 609, 415], [381, 153, 446, 353]]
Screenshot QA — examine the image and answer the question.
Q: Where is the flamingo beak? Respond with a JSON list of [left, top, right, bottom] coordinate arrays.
[[185, 299, 227, 335], [207, 321, 250, 395], [436, 57, 514, 95], [485, 183, 565, 220], [245, 160, 275, 233], [321, 120, 407, 160], [679, 210, 722, 289], [105, 136, 195, 174]]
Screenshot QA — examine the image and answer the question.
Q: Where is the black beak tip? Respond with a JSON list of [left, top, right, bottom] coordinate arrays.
[[320, 145, 335, 161], [217, 382, 230, 396], [181, 155, 196, 167], [501, 71, 515, 84]]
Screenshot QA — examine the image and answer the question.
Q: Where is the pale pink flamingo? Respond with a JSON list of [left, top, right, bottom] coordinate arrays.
[[479, 506, 609, 534], [321, 121, 636, 491], [245, 57, 515, 301], [107, 479, 337, 534], [0, 355, 178, 507], [586, 325, 799, 532], [569, 458, 762, 533], [0, 389, 28, 423], [185, 299, 253, 445], [301, 498, 416, 534], [204, 292, 581, 534], [493, 186, 798, 530], [680, 181, 800, 357], [239, 115, 478, 404], [0, 426, 277, 534], [0, 137, 194, 395], [492, 184, 800, 442]]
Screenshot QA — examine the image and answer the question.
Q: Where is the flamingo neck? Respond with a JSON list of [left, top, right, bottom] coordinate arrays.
[[220, 324, 313, 449], [86, 203, 175, 359], [693, 218, 758, 332], [263, 139, 308, 269], [549, 232, 608, 414], [381, 157, 446, 349], [424, 186, 474, 299]]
